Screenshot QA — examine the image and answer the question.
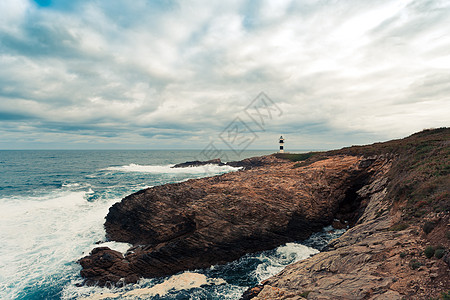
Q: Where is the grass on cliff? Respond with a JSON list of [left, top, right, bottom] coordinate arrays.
[[382, 128, 450, 221], [277, 128, 450, 222], [274, 152, 320, 162]]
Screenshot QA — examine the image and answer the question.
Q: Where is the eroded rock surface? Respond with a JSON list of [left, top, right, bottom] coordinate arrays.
[[247, 178, 450, 300], [80, 154, 391, 286]]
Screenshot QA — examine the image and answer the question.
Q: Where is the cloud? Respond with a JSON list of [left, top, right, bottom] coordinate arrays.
[[0, 0, 449, 149]]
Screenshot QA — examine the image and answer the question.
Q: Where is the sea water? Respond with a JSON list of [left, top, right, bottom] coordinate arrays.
[[0, 150, 345, 300]]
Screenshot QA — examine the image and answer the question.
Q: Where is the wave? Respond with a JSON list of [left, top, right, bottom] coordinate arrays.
[[93, 241, 132, 256], [104, 163, 241, 174], [60, 228, 342, 300], [252, 243, 319, 282], [0, 190, 121, 300], [61, 241, 318, 300]]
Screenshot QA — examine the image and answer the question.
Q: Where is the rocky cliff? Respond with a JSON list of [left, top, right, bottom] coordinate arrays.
[[79, 128, 449, 299], [242, 182, 449, 300], [243, 128, 450, 299]]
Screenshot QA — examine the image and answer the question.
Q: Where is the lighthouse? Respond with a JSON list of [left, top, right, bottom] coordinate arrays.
[[279, 136, 284, 153]]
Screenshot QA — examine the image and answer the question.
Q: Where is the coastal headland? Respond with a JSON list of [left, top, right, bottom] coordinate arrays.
[[79, 128, 449, 299]]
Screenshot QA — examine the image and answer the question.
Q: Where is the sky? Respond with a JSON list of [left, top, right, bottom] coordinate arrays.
[[0, 0, 449, 150]]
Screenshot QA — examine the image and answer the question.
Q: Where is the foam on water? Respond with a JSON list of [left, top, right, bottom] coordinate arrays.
[[104, 164, 241, 174], [252, 243, 319, 282], [0, 190, 124, 299], [79, 272, 226, 300], [0, 150, 344, 299], [0, 188, 342, 300], [62, 241, 319, 300], [0, 150, 281, 299]]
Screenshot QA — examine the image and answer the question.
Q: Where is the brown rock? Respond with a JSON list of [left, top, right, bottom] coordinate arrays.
[[79, 247, 135, 286], [80, 154, 390, 286], [79, 128, 450, 294]]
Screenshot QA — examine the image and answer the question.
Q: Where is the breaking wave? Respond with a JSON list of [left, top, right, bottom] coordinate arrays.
[[104, 164, 241, 174], [0, 190, 128, 300]]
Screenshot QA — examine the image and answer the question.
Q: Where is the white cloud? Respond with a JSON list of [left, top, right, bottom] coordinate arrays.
[[0, 0, 449, 149]]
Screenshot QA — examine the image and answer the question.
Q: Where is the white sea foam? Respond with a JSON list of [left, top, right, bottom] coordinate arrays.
[[62, 182, 81, 188], [60, 241, 318, 299], [0, 190, 121, 299], [93, 241, 132, 256], [104, 163, 241, 174], [252, 243, 319, 282], [64, 272, 226, 300]]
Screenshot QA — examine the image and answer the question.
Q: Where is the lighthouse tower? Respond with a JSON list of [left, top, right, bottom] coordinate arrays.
[[279, 136, 284, 153]]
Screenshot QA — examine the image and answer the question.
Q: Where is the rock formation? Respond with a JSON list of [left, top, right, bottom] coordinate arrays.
[[171, 156, 275, 169], [79, 128, 449, 299], [243, 184, 450, 299], [80, 154, 390, 287], [242, 128, 450, 299], [171, 158, 225, 168]]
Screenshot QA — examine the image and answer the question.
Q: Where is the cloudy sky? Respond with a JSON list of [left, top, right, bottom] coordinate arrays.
[[0, 0, 449, 150]]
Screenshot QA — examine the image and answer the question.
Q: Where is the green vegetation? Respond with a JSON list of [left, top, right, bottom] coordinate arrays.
[[435, 248, 445, 259], [423, 245, 446, 259], [400, 252, 407, 258], [423, 221, 437, 234], [334, 128, 449, 221], [441, 291, 450, 300], [389, 223, 409, 231], [275, 152, 320, 163], [299, 291, 311, 298], [409, 259, 422, 270], [424, 246, 435, 258]]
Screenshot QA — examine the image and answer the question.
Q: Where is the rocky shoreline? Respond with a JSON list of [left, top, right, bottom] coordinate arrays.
[[241, 181, 449, 299], [79, 128, 449, 299]]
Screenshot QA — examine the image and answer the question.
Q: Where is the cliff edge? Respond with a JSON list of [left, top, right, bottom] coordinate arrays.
[[243, 128, 449, 299], [79, 128, 449, 299]]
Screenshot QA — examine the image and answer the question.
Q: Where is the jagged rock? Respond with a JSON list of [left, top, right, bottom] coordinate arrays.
[[79, 128, 450, 296], [240, 285, 265, 300], [80, 154, 390, 287], [171, 156, 274, 170], [79, 247, 138, 287], [244, 177, 450, 300], [171, 158, 224, 168]]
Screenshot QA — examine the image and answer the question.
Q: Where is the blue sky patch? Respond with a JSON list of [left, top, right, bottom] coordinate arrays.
[[34, 0, 52, 7]]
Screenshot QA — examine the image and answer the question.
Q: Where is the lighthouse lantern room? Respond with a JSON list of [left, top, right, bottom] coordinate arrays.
[[279, 136, 284, 153]]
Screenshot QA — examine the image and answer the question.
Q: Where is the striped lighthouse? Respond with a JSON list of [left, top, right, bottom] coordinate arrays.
[[279, 136, 284, 153]]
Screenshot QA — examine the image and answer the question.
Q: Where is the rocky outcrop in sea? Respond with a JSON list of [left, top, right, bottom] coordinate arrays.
[[79, 154, 391, 285]]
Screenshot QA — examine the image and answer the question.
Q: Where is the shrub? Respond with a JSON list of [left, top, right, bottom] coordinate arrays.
[[423, 221, 437, 234], [299, 291, 311, 298], [390, 223, 409, 231], [409, 259, 422, 270], [441, 290, 450, 300], [424, 246, 435, 258], [400, 252, 407, 258], [435, 248, 445, 259]]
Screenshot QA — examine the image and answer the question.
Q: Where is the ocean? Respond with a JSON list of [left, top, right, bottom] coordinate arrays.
[[0, 150, 345, 300]]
